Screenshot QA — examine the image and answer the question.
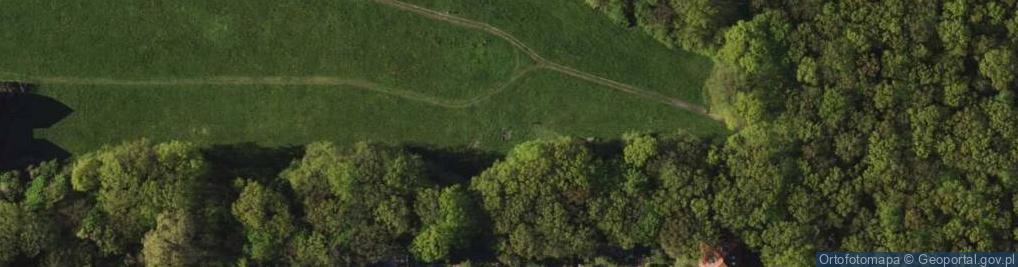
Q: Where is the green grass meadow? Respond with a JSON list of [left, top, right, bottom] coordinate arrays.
[[0, 0, 723, 154], [403, 0, 715, 104], [0, 0, 525, 99]]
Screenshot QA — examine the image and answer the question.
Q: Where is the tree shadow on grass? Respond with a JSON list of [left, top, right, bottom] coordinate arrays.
[[405, 143, 502, 186], [0, 83, 73, 171], [202, 142, 304, 184]]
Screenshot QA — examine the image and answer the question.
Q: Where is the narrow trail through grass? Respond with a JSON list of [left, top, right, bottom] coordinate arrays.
[[4, 64, 543, 109]]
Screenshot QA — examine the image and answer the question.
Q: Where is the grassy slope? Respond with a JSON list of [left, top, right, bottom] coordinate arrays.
[[36, 71, 723, 153], [402, 0, 714, 104], [0, 0, 523, 100], [0, 0, 724, 154]]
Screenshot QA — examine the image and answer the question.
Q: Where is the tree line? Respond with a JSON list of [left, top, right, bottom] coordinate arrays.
[[0, 136, 714, 266], [2, 128, 1018, 265]]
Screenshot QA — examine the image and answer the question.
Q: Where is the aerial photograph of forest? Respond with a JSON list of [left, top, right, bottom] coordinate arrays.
[[2, 0, 1017, 266]]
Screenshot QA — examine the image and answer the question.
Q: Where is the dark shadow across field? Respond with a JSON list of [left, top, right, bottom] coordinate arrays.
[[405, 143, 501, 185], [0, 86, 72, 170], [202, 142, 304, 184]]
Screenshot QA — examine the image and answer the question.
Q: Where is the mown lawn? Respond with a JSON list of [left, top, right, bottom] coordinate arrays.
[[402, 0, 715, 104], [1, 0, 724, 154], [0, 0, 524, 100], [35, 71, 724, 154]]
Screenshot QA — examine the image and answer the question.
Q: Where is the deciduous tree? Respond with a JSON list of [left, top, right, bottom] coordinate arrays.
[[471, 138, 600, 262]]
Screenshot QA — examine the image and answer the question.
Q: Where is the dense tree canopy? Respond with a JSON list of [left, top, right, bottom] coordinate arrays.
[[694, 0, 1018, 265], [141, 211, 203, 267], [471, 138, 601, 263], [410, 184, 479, 262], [280, 142, 433, 265], [71, 140, 208, 255], [231, 180, 295, 263], [592, 0, 1018, 265]]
